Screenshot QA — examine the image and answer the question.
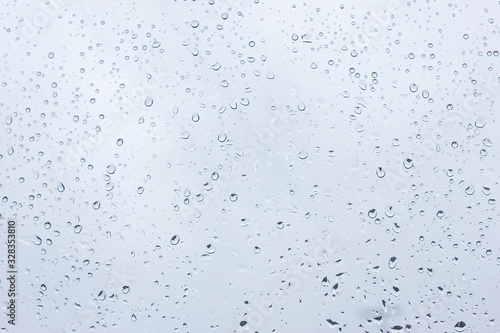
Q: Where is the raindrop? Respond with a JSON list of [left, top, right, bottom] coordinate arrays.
[[385, 205, 395, 218], [190, 20, 199, 28], [229, 193, 238, 202], [74, 225, 82, 234], [137, 187, 144, 195], [409, 83, 418, 92], [97, 290, 106, 301], [144, 97, 153, 107], [368, 209, 377, 219], [57, 182, 65, 192], [388, 256, 397, 269], [218, 133, 227, 142], [436, 210, 445, 218], [106, 164, 116, 174], [131, 314, 137, 322], [170, 234, 180, 245], [206, 243, 216, 254], [276, 221, 284, 229], [298, 150, 308, 159], [33, 236, 42, 245], [454, 321, 466, 332], [122, 286, 130, 294], [93, 201, 101, 210], [465, 185, 475, 195], [403, 158, 414, 169], [376, 167, 386, 178], [116, 138, 124, 146]]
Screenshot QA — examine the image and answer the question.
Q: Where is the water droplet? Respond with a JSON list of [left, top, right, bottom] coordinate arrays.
[[376, 167, 386, 178], [131, 314, 137, 322], [465, 185, 475, 195], [276, 221, 284, 229], [388, 256, 397, 269], [74, 225, 82, 234], [368, 209, 377, 219], [106, 164, 116, 174], [170, 234, 180, 245], [116, 138, 124, 146], [97, 290, 106, 301], [190, 20, 199, 28], [191, 113, 200, 122], [41, 284, 47, 291], [321, 276, 330, 287], [206, 243, 216, 254], [218, 133, 227, 142], [137, 187, 144, 195], [451, 141, 459, 148], [409, 83, 418, 92], [48, 52, 54, 59], [122, 286, 130, 294], [254, 246, 261, 254], [93, 201, 101, 210], [33, 236, 42, 245], [403, 158, 414, 169], [385, 205, 395, 218], [454, 321, 466, 332], [298, 150, 308, 159], [436, 210, 445, 218], [229, 193, 238, 202]]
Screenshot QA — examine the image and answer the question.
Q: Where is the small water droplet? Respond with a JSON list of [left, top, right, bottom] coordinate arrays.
[[388, 256, 397, 269], [93, 200, 101, 210], [229, 193, 238, 202], [106, 164, 116, 174], [465, 185, 475, 195], [144, 97, 153, 107], [74, 225, 82, 234], [298, 150, 308, 159], [403, 158, 414, 169], [454, 321, 466, 332], [33, 236, 42, 245], [97, 290, 106, 301], [376, 167, 386, 178], [276, 221, 284, 229], [170, 234, 180, 245], [122, 286, 130, 294]]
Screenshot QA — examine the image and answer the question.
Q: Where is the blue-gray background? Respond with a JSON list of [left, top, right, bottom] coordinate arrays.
[[1, 0, 499, 332]]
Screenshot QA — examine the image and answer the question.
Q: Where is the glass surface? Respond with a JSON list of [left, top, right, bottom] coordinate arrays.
[[1, 1, 499, 332]]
